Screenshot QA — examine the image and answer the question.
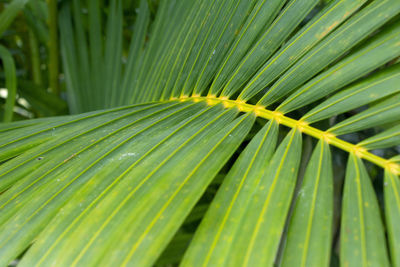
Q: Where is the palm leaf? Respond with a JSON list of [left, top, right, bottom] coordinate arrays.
[[1, 0, 400, 266]]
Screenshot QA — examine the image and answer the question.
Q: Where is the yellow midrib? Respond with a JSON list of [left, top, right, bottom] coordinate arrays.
[[176, 95, 400, 176]]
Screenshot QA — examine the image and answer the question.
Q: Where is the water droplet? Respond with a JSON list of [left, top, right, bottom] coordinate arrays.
[[119, 152, 137, 160]]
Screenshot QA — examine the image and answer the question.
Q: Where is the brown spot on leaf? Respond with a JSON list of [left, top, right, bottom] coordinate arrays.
[[316, 21, 339, 39]]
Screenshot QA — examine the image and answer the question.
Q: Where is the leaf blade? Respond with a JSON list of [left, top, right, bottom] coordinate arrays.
[[182, 120, 279, 266], [281, 140, 333, 267], [340, 154, 389, 267]]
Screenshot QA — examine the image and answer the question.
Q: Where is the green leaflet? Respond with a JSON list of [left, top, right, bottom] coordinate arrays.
[[216, 0, 319, 98], [104, 0, 123, 108], [281, 140, 333, 267], [47, 0, 58, 95], [150, 0, 218, 101], [223, 129, 302, 267], [58, 0, 150, 112], [181, 120, 278, 266], [71, 0, 95, 110], [130, 0, 190, 102], [0, 104, 195, 192], [340, 154, 389, 267], [0, 102, 209, 263], [0, 116, 63, 133], [179, 0, 254, 98], [98, 113, 254, 267], [187, 0, 255, 97], [358, 124, 400, 150], [0, 102, 158, 163], [302, 64, 400, 123], [88, 0, 103, 109], [28, 22, 42, 86], [0, 45, 17, 123], [71, 0, 91, 110], [118, 0, 150, 106], [208, 0, 288, 96], [156, 0, 254, 100], [59, 3, 83, 113], [277, 20, 400, 114], [257, 0, 400, 107], [238, 0, 367, 101], [328, 93, 400, 135], [15, 105, 253, 267], [137, 0, 207, 102], [384, 170, 400, 267]]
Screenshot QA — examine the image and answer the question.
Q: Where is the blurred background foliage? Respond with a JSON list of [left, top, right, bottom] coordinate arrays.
[[0, 0, 160, 120]]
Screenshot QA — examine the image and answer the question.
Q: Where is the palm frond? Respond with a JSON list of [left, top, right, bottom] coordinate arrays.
[[1, 0, 400, 266]]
